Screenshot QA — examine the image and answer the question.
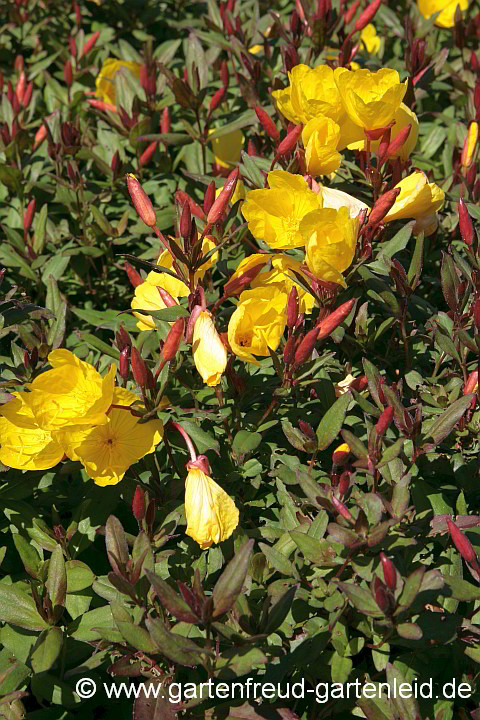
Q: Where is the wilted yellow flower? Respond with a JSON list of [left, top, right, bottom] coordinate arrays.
[[228, 286, 288, 364], [96, 58, 142, 106], [209, 128, 244, 168], [418, 0, 468, 27], [302, 117, 343, 176], [192, 311, 228, 387], [334, 67, 407, 131], [383, 171, 445, 236], [273, 64, 344, 125], [56, 387, 163, 486], [241, 170, 323, 250], [0, 393, 65, 471], [25, 350, 116, 430], [461, 121, 478, 169], [346, 103, 419, 160], [335, 374, 357, 397], [185, 466, 239, 549], [360, 24, 381, 54], [300, 207, 359, 286]]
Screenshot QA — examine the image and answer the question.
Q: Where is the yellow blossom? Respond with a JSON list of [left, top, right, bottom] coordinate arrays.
[[334, 67, 407, 130], [462, 121, 478, 169], [209, 129, 244, 168], [55, 387, 163, 486], [360, 24, 381, 54], [272, 64, 344, 125], [383, 171, 445, 236], [185, 466, 239, 549], [96, 58, 142, 106], [319, 185, 369, 217], [25, 350, 116, 430], [0, 393, 64, 471], [192, 312, 228, 387], [302, 116, 343, 176], [228, 286, 288, 364], [417, 0, 468, 27], [241, 169, 323, 250], [300, 207, 359, 286], [346, 103, 419, 160]]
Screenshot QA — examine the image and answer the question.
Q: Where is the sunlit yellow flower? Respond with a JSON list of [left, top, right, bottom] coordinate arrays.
[[185, 466, 239, 549], [360, 24, 381, 54], [346, 103, 419, 161], [462, 121, 478, 169], [96, 58, 142, 106], [241, 169, 323, 250], [334, 67, 407, 131], [302, 116, 342, 176], [0, 393, 64, 471], [418, 0, 468, 27], [192, 311, 228, 387], [25, 350, 116, 430], [319, 185, 369, 217], [335, 374, 357, 397], [209, 128, 244, 168], [383, 171, 445, 236], [273, 64, 344, 125], [55, 387, 163, 486], [228, 286, 288, 364], [300, 207, 359, 286]]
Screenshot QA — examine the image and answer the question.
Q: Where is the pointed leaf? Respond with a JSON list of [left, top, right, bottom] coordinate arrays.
[[316, 392, 352, 451], [212, 540, 254, 618], [146, 571, 200, 622]]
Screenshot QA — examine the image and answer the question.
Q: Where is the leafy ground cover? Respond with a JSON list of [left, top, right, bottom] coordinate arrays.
[[0, 0, 479, 718]]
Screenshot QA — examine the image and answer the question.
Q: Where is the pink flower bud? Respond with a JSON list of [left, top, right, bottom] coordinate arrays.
[[209, 87, 226, 113], [162, 318, 185, 361], [368, 188, 401, 227], [317, 299, 355, 340], [458, 198, 474, 246], [294, 327, 319, 365], [82, 31, 100, 57], [331, 495, 353, 522], [15, 71, 26, 104], [127, 174, 156, 228], [386, 124, 412, 158], [119, 346, 129, 382], [464, 369, 478, 395], [161, 106, 170, 134], [88, 98, 117, 113], [447, 518, 478, 564], [24, 198, 36, 234], [355, 0, 382, 32], [375, 405, 394, 436], [139, 141, 157, 167], [276, 123, 303, 158], [124, 261, 143, 288], [255, 105, 280, 141], [132, 486, 146, 521], [157, 287, 178, 307], [380, 552, 397, 590], [23, 81, 33, 108], [207, 167, 240, 225]]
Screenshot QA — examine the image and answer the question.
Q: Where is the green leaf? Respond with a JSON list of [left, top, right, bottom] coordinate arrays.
[[395, 566, 425, 613], [65, 561, 95, 593], [424, 394, 473, 447], [31, 627, 63, 673], [232, 430, 262, 456], [13, 534, 42, 579], [145, 617, 207, 666], [145, 571, 199, 622], [111, 603, 158, 653], [396, 622, 423, 640], [316, 391, 352, 451], [0, 582, 49, 631], [105, 515, 129, 576], [258, 542, 298, 579], [334, 581, 384, 617], [212, 540, 254, 618], [178, 420, 220, 455], [46, 545, 67, 610]]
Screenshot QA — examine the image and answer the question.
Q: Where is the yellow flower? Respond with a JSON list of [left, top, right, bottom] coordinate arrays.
[[319, 185, 369, 217], [334, 67, 408, 130], [25, 350, 116, 430], [300, 207, 359, 286], [462, 121, 478, 168], [96, 59, 142, 106], [360, 24, 381, 54], [346, 103, 419, 160], [383, 171, 445, 236], [241, 169, 323, 250], [192, 311, 228, 387], [55, 387, 163, 486], [0, 393, 64, 471], [272, 64, 344, 125], [417, 0, 468, 27], [209, 129, 244, 168], [185, 466, 239, 549], [302, 116, 342, 176], [228, 286, 288, 364], [132, 238, 218, 331]]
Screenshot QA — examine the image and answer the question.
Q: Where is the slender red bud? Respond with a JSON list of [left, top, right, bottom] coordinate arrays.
[[125, 261, 143, 288], [203, 181, 216, 216], [127, 174, 156, 227], [116, 325, 131, 351], [111, 150, 122, 175], [157, 287, 178, 307], [69, 35, 77, 58], [355, 0, 382, 32], [139, 141, 157, 167], [255, 105, 280, 141], [380, 552, 397, 590], [458, 198, 474, 246], [447, 519, 478, 564], [375, 405, 394, 436], [7, 81, 13, 104], [338, 470, 350, 497], [386, 124, 412, 158], [287, 286, 299, 328], [344, 0, 361, 24], [82, 31, 100, 57], [283, 335, 297, 365], [16, 71, 26, 104], [317, 299, 355, 340], [223, 262, 265, 298], [119, 346, 129, 382], [368, 188, 401, 226], [331, 495, 353, 522], [276, 123, 303, 158], [180, 202, 192, 241], [294, 326, 320, 365], [220, 60, 229, 89], [131, 346, 148, 388], [87, 98, 117, 113], [15, 55, 24, 73], [185, 305, 203, 343], [373, 577, 390, 612], [24, 198, 36, 234], [132, 486, 146, 522], [207, 167, 240, 224], [209, 87, 226, 113], [176, 190, 205, 221], [161, 106, 170, 134], [162, 318, 185, 361], [23, 81, 33, 108], [64, 59, 73, 88], [299, 420, 315, 438]]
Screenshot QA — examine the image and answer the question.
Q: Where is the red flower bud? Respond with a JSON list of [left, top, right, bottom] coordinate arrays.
[[447, 518, 478, 564], [69, 35, 77, 58], [344, 0, 361, 24], [299, 420, 315, 438], [283, 335, 297, 365], [157, 287, 178, 307], [276, 123, 303, 158], [23, 81, 33, 108], [139, 141, 157, 167], [338, 470, 350, 497], [179, 201, 192, 241], [220, 60, 229, 89], [24, 198, 36, 234], [15, 55, 24, 73], [373, 576, 390, 612], [111, 150, 122, 176], [131, 346, 148, 388], [464, 369, 478, 395], [458, 198, 474, 247], [125, 261, 143, 288], [116, 325, 131, 352], [161, 106, 170, 135], [472, 51, 479, 72], [287, 287, 299, 328], [82, 31, 100, 57], [386, 124, 412, 158], [132, 485, 146, 522], [119, 346, 129, 382], [375, 405, 394, 436], [209, 87, 226, 113], [317, 299, 355, 340], [294, 326, 319, 365], [332, 444, 350, 466], [127, 174, 156, 228], [15, 71, 26, 104], [87, 98, 117, 113], [176, 190, 205, 221], [350, 375, 369, 392], [162, 318, 185, 362], [255, 105, 280, 141], [64, 59, 73, 88], [380, 552, 397, 591], [368, 188, 401, 227], [355, 0, 382, 32], [331, 495, 353, 522], [207, 167, 240, 224], [223, 261, 265, 298], [203, 181, 216, 216]]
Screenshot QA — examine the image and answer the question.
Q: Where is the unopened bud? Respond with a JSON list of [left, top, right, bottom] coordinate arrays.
[[255, 105, 280, 141], [161, 106, 170, 135], [220, 60, 229, 89], [116, 325, 131, 352], [474, 298, 480, 330], [447, 518, 478, 564], [380, 552, 397, 590], [131, 346, 148, 388], [294, 326, 319, 365], [157, 287, 177, 308], [64, 59, 73, 88], [344, 0, 361, 24], [338, 470, 350, 497], [162, 318, 185, 361], [461, 121, 478, 169], [373, 576, 390, 613], [317, 299, 355, 340], [180, 201, 192, 241], [111, 150, 122, 177], [82, 31, 100, 57], [375, 405, 394, 436], [15, 71, 26, 104], [276, 123, 303, 158], [185, 304, 203, 343], [132, 485, 146, 522], [464, 369, 478, 396], [209, 87, 226, 113], [24, 198, 36, 234], [207, 167, 240, 225], [332, 442, 350, 466], [139, 141, 157, 167], [472, 51, 479, 72], [69, 35, 77, 58], [127, 174, 156, 228], [355, 0, 382, 32], [458, 198, 474, 247], [287, 287, 299, 328], [119, 346, 129, 382], [125, 261, 143, 287], [299, 420, 315, 438], [203, 181, 216, 216], [368, 188, 401, 226], [176, 190, 205, 221], [283, 335, 297, 365], [223, 261, 265, 298], [386, 124, 412, 158], [331, 495, 353, 522], [23, 81, 33, 108]]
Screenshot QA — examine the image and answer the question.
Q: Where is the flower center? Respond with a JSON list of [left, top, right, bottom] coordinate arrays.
[[282, 216, 300, 243]]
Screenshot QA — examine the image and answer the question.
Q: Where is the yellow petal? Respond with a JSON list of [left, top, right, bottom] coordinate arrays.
[[192, 312, 228, 387], [185, 467, 239, 548]]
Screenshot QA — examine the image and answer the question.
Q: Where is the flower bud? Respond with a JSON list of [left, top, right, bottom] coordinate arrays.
[[344, 0, 361, 24], [64, 59, 73, 88], [119, 346, 129, 382], [375, 405, 394, 437], [287, 287, 299, 329], [207, 167, 240, 225], [386, 124, 412, 158], [15, 71, 26, 104], [131, 346, 148, 388], [87, 98, 117, 113], [338, 470, 350, 497], [331, 495, 353, 522], [294, 326, 319, 366], [162, 318, 185, 362], [464, 369, 478, 395], [223, 261, 265, 298], [380, 552, 397, 591], [299, 420, 315, 439], [82, 31, 100, 57], [180, 201, 192, 241], [276, 123, 303, 158], [461, 122, 478, 169], [458, 198, 474, 247], [255, 105, 280, 141], [474, 298, 480, 331], [368, 188, 401, 227], [355, 0, 382, 31], [69, 35, 77, 58], [139, 141, 157, 167], [317, 299, 355, 341], [447, 518, 478, 564], [283, 335, 297, 365], [125, 261, 143, 288], [203, 181, 216, 216], [186, 304, 203, 343], [23, 81, 33, 108], [161, 106, 170, 135], [24, 198, 36, 234], [373, 576, 390, 613], [127, 174, 156, 228], [332, 442, 350, 466], [220, 59, 229, 89], [132, 486, 146, 522], [176, 191, 205, 221], [209, 87, 226, 113], [116, 325, 131, 352]]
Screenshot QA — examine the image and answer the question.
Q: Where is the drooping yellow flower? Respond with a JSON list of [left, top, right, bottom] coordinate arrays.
[[417, 0, 468, 27], [0, 393, 65, 471], [185, 466, 239, 549], [25, 350, 116, 431], [302, 117, 343, 176], [360, 24, 381, 54], [346, 103, 419, 161], [55, 387, 163, 486], [192, 312, 228, 387], [241, 170, 324, 250], [300, 207, 359, 287], [334, 67, 408, 131], [383, 170, 445, 236], [96, 59, 143, 106], [462, 121, 478, 169], [273, 64, 344, 125], [209, 129, 244, 168], [228, 286, 288, 364]]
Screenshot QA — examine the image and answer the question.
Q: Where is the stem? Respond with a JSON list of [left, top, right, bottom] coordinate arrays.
[[169, 421, 197, 461]]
